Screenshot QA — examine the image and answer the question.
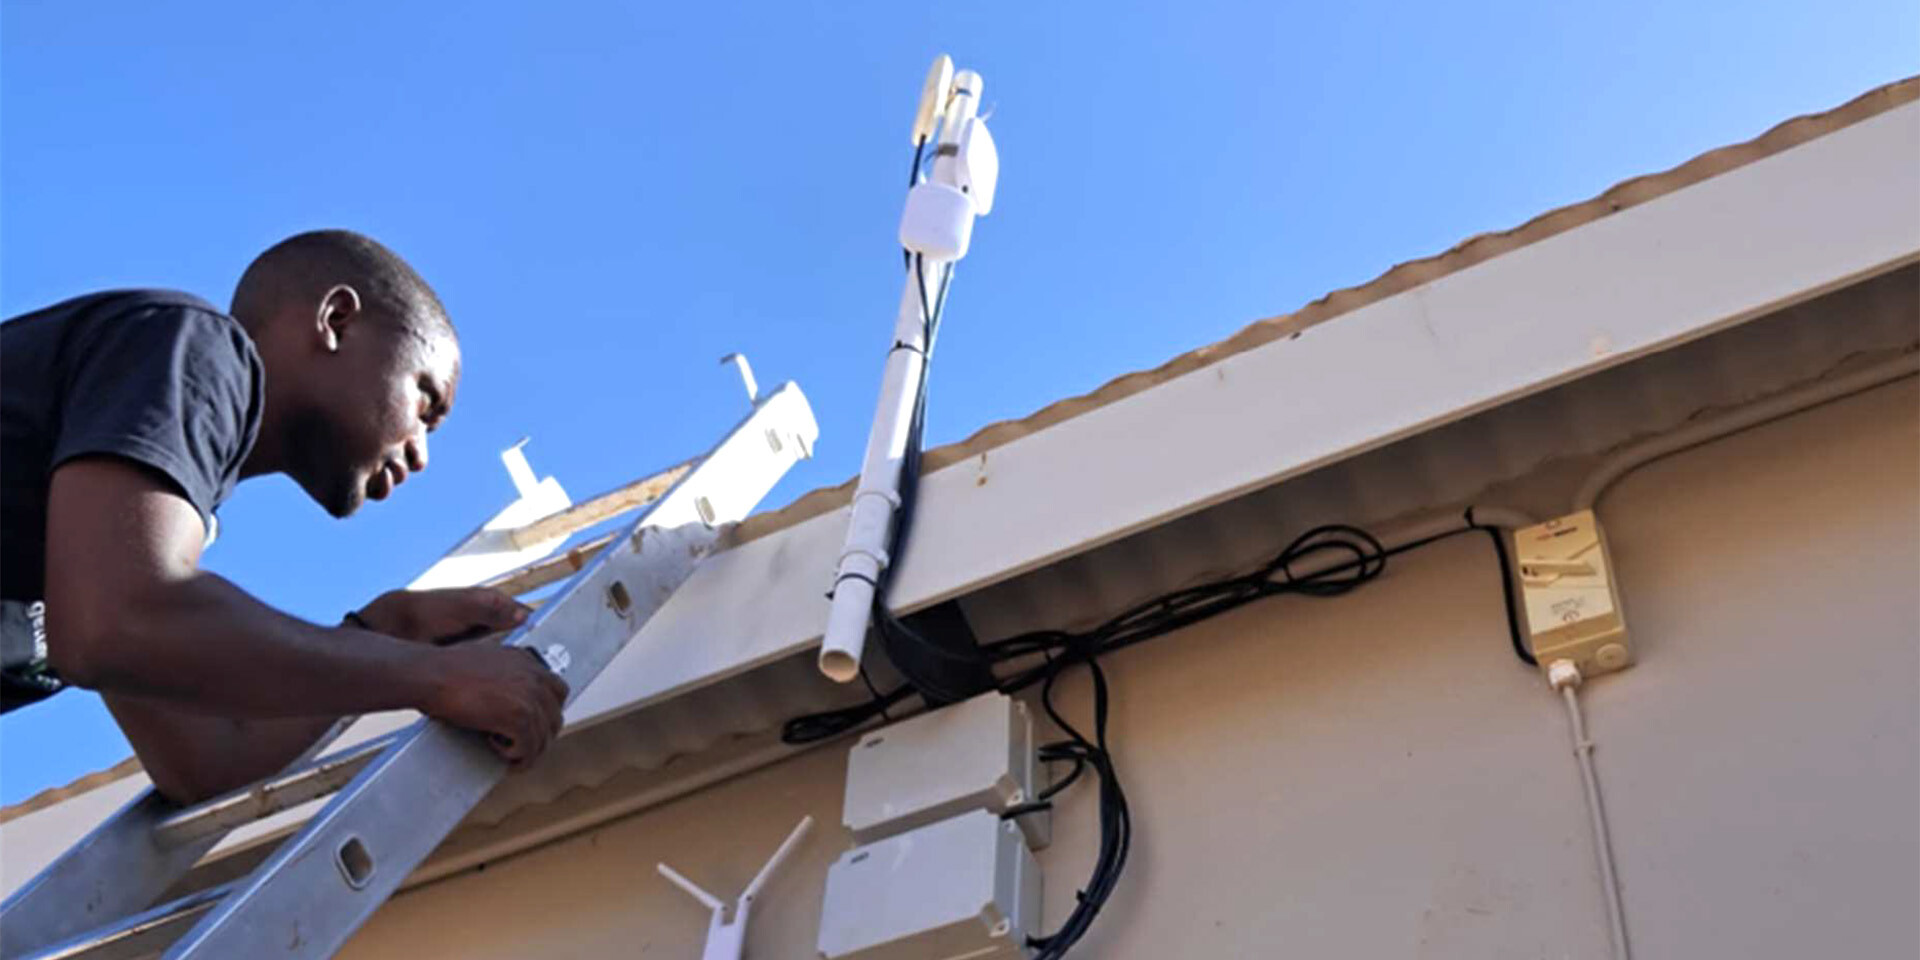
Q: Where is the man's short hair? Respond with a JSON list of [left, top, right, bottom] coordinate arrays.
[[232, 230, 451, 341]]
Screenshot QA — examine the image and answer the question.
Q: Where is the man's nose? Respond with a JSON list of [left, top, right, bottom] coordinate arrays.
[[405, 431, 429, 474]]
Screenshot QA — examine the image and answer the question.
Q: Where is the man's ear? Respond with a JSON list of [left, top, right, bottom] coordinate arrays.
[[315, 284, 363, 353]]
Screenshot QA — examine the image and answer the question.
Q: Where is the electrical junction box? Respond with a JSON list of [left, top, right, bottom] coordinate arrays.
[[817, 809, 1042, 960], [1512, 510, 1633, 678], [843, 691, 1047, 851]]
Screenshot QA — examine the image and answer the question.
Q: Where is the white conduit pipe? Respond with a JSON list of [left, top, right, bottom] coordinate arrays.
[[1548, 661, 1631, 960], [820, 65, 993, 683], [1575, 351, 1919, 511]]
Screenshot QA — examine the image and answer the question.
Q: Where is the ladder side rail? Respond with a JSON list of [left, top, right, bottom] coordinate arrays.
[[0, 448, 576, 955], [0, 715, 353, 959], [161, 384, 816, 960], [21, 881, 236, 960]]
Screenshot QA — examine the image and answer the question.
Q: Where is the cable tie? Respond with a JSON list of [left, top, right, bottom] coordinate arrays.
[[852, 487, 903, 510]]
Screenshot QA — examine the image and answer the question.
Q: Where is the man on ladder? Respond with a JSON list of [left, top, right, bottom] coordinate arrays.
[[0, 229, 567, 804]]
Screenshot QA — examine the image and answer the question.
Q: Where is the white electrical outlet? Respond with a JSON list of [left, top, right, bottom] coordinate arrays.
[[1512, 510, 1633, 677]]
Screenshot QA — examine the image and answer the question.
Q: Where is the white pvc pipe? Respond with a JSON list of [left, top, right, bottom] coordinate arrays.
[[819, 277, 934, 683], [819, 72, 985, 683]]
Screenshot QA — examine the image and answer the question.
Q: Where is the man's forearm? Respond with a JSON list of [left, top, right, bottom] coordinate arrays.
[[105, 694, 346, 803], [71, 570, 443, 719]]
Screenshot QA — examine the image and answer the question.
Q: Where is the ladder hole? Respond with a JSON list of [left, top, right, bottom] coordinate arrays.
[[607, 581, 633, 616], [336, 836, 374, 890]]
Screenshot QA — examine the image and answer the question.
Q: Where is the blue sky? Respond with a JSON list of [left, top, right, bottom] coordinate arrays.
[[2, 1, 1913, 805]]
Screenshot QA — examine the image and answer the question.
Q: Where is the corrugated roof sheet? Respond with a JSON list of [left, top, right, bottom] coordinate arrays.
[[735, 76, 1919, 543], [2, 74, 1912, 825]]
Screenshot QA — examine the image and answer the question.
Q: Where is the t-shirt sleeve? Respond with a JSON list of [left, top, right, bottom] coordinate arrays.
[[49, 304, 261, 529]]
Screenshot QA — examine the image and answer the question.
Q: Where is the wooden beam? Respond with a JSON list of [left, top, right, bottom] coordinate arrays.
[[505, 462, 693, 550], [485, 531, 618, 597]]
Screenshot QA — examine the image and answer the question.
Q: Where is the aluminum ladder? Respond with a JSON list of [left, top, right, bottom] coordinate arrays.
[[0, 380, 818, 960]]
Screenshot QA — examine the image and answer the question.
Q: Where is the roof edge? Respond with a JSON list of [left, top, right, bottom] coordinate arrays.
[[732, 75, 1920, 544], [0, 756, 142, 826]]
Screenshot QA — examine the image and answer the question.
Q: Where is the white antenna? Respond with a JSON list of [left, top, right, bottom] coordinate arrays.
[[910, 55, 954, 146], [818, 55, 1000, 683], [657, 816, 814, 960]]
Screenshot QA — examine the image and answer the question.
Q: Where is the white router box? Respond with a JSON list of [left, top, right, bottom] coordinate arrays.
[[842, 691, 1047, 850], [817, 809, 1042, 960]]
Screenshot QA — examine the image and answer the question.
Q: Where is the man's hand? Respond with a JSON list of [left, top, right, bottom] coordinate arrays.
[[354, 587, 568, 765], [420, 644, 569, 766], [355, 587, 529, 645]]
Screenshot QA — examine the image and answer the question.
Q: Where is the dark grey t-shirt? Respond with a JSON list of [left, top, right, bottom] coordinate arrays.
[[0, 289, 264, 710]]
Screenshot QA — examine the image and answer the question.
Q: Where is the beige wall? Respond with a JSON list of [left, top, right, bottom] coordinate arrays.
[[338, 376, 1919, 959]]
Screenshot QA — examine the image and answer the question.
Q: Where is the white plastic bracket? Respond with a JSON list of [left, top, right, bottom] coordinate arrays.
[[720, 353, 760, 405], [500, 440, 542, 499]]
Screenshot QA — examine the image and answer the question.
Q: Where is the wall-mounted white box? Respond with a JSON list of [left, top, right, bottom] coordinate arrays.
[[842, 691, 1047, 850], [817, 809, 1042, 960]]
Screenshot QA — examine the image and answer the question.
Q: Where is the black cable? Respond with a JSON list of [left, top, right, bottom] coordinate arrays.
[[865, 252, 991, 706], [785, 514, 1535, 952], [909, 135, 928, 187], [788, 136, 1544, 958], [781, 680, 915, 743], [1026, 655, 1128, 959], [856, 664, 896, 723], [1466, 507, 1532, 666]]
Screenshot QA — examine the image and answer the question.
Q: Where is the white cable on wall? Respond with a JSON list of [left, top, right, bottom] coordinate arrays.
[[1548, 660, 1630, 960], [1552, 349, 1916, 955]]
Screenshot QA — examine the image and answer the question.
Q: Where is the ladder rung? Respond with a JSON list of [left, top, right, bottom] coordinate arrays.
[[23, 882, 232, 960], [151, 733, 400, 847]]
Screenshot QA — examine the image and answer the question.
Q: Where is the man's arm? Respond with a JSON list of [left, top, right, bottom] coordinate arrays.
[[102, 696, 343, 803], [100, 583, 536, 802], [45, 457, 568, 800]]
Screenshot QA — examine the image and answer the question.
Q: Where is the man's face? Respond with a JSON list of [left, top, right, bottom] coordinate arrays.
[[287, 312, 459, 518]]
